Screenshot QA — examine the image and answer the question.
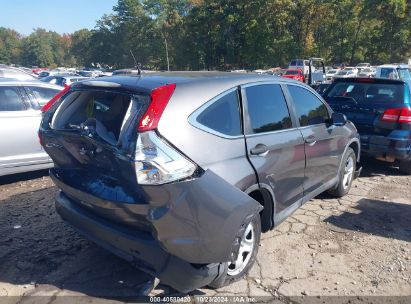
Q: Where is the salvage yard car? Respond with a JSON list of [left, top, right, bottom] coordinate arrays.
[[39, 72, 361, 292], [323, 77, 411, 174], [282, 69, 305, 82], [375, 64, 411, 80], [0, 78, 62, 176]]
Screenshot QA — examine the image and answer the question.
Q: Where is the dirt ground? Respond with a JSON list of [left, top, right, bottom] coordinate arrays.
[[0, 157, 410, 303]]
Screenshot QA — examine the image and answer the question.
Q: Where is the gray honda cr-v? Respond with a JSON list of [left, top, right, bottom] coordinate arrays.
[[39, 72, 360, 292]]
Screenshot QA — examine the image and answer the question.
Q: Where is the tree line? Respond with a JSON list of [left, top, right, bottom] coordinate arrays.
[[1, 0, 410, 70]]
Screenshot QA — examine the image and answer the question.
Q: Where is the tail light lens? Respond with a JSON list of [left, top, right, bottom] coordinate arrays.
[[399, 107, 411, 123], [138, 83, 176, 132], [381, 107, 411, 123], [134, 131, 196, 185], [41, 85, 71, 113]]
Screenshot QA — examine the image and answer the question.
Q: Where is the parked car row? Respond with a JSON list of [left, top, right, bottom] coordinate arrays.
[[324, 63, 411, 82]]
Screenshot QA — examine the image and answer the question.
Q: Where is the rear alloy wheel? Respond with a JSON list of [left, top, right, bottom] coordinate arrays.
[[208, 214, 261, 289], [328, 147, 356, 197], [399, 161, 411, 174], [227, 221, 256, 276]]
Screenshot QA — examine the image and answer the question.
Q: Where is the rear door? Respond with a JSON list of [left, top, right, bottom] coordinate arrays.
[[242, 83, 305, 213], [0, 85, 47, 169], [286, 84, 343, 196], [24, 85, 61, 108]]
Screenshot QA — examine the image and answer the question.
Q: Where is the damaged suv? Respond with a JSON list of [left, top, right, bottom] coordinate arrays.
[[39, 72, 360, 292]]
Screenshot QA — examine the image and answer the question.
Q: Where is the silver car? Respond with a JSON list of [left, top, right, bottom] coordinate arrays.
[[0, 67, 37, 81], [40, 72, 361, 292], [0, 79, 62, 176], [40, 75, 89, 87]]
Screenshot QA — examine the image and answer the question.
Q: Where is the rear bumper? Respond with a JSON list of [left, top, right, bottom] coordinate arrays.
[[56, 192, 223, 292], [360, 133, 411, 162], [51, 168, 262, 292]]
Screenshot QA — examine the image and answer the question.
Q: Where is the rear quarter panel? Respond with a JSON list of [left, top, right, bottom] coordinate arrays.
[[158, 81, 257, 191]]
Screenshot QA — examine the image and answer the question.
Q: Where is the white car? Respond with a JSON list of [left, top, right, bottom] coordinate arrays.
[[333, 69, 357, 79], [343, 67, 359, 75], [375, 64, 411, 80], [0, 79, 62, 176], [288, 59, 311, 77], [0, 67, 37, 80], [325, 69, 340, 81], [357, 67, 376, 78], [356, 63, 370, 70]]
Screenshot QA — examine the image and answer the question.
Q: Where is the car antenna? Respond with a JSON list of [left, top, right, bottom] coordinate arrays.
[[129, 50, 142, 75]]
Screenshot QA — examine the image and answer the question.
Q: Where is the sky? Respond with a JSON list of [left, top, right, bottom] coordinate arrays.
[[0, 0, 118, 35]]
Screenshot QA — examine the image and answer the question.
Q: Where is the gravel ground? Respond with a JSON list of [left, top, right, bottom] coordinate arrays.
[[0, 158, 410, 303]]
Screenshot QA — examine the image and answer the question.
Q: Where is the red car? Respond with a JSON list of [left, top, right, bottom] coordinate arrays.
[[282, 69, 305, 82], [32, 68, 48, 75]]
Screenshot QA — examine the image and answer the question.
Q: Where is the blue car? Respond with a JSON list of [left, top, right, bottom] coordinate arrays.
[[323, 77, 411, 174]]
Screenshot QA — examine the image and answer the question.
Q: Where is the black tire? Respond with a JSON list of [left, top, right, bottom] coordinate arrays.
[[208, 213, 261, 289], [328, 147, 356, 198], [399, 161, 411, 174]]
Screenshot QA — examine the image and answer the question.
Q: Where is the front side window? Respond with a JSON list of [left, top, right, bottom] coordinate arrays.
[[288, 85, 329, 127], [398, 69, 411, 80], [196, 90, 242, 136], [245, 84, 292, 134], [0, 87, 26, 111]]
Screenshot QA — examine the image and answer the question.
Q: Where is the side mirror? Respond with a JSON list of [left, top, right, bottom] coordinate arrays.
[[331, 112, 347, 126]]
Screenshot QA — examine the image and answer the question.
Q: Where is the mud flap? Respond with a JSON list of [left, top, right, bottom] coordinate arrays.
[[354, 166, 362, 179], [143, 170, 263, 264]]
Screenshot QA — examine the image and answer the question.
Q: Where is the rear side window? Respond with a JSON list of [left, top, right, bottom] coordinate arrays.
[[245, 84, 292, 134], [0, 87, 26, 111], [288, 85, 329, 126], [196, 90, 242, 136], [28, 86, 60, 106], [326, 82, 405, 104]]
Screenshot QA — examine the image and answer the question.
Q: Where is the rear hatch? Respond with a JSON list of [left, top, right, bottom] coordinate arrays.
[[324, 78, 411, 136], [40, 83, 153, 230], [39, 80, 197, 232]]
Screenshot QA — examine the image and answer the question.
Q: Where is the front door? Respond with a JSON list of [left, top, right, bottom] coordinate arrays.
[[286, 84, 343, 196]]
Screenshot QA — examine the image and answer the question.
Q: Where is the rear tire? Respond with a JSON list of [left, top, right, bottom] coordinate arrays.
[[208, 213, 261, 289], [328, 147, 356, 197], [399, 161, 411, 174]]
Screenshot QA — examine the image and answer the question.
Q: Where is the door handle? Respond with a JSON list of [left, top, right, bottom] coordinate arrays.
[[305, 135, 317, 146], [250, 144, 269, 156]]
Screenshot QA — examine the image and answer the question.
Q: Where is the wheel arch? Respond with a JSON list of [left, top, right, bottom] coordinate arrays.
[[244, 183, 275, 232], [332, 138, 360, 190], [348, 139, 360, 163]]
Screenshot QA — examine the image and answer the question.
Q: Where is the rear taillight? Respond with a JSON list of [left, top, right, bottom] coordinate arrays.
[[138, 83, 176, 132], [399, 107, 411, 123], [134, 131, 196, 185], [41, 85, 71, 113], [381, 107, 411, 123]]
